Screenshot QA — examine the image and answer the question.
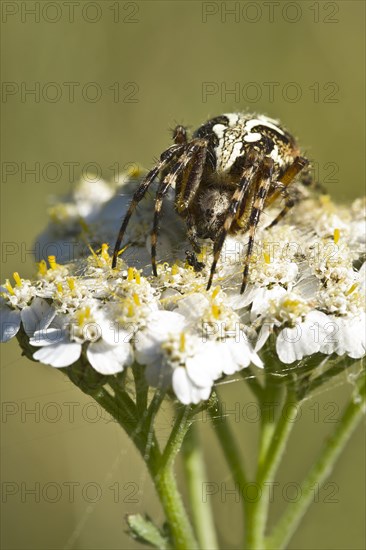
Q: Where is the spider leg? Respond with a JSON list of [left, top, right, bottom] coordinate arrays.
[[266, 156, 308, 205], [206, 152, 260, 291], [265, 156, 309, 230], [267, 197, 297, 229], [112, 144, 184, 268], [176, 139, 208, 214], [240, 157, 275, 295], [176, 138, 208, 269], [172, 124, 188, 145], [185, 211, 205, 271], [151, 141, 206, 275]]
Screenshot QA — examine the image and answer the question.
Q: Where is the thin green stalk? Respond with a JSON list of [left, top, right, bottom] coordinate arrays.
[[208, 391, 248, 489], [265, 373, 366, 550], [241, 365, 264, 401], [257, 376, 283, 469], [160, 405, 196, 470], [92, 385, 199, 549], [148, 405, 199, 550], [245, 385, 297, 550], [132, 362, 149, 414], [208, 391, 248, 546], [150, 464, 199, 549], [182, 423, 219, 550]]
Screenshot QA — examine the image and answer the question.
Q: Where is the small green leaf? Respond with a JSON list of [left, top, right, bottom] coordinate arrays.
[[126, 514, 170, 549]]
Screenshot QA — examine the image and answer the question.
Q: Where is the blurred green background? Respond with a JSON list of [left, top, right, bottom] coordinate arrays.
[[1, 1, 365, 549]]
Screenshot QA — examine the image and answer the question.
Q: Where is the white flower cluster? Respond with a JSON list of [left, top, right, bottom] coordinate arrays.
[[1, 171, 365, 404]]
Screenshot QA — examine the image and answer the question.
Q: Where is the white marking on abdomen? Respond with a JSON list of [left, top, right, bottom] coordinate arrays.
[[244, 132, 261, 143], [245, 116, 284, 136]]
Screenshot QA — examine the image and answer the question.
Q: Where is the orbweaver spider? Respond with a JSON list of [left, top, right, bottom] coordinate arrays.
[[112, 113, 311, 293]]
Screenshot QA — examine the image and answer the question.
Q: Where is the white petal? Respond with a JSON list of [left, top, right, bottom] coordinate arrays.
[[226, 285, 258, 310], [87, 341, 132, 374], [343, 316, 366, 358], [30, 327, 68, 347], [98, 317, 132, 346], [255, 323, 272, 352], [186, 344, 221, 386], [276, 317, 322, 364], [251, 286, 287, 319], [21, 298, 56, 336], [319, 313, 366, 359], [148, 310, 187, 336], [176, 294, 209, 321], [135, 330, 162, 366], [135, 311, 186, 365], [214, 342, 239, 375], [227, 339, 263, 370], [33, 342, 81, 367], [172, 367, 212, 405], [0, 307, 20, 342], [172, 368, 192, 404]]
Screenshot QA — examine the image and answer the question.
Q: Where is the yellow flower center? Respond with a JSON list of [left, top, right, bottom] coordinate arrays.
[[179, 332, 186, 353], [48, 255, 57, 270], [345, 283, 358, 296], [4, 279, 14, 295], [67, 277, 75, 291], [101, 243, 109, 262], [333, 228, 340, 244], [37, 260, 47, 276], [263, 251, 271, 264], [211, 304, 221, 319], [13, 272, 22, 287], [212, 286, 221, 299], [76, 306, 91, 326]]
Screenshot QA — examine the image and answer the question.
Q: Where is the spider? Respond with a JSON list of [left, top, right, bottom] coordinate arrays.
[[112, 113, 312, 294]]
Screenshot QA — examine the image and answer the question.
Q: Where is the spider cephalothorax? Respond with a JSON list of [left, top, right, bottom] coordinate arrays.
[[112, 113, 311, 293]]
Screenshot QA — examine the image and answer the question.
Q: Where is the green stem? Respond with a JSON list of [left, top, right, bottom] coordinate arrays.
[[208, 391, 248, 546], [245, 385, 297, 550], [161, 405, 196, 470], [132, 362, 148, 414], [208, 391, 248, 489], [151, 465, 199, 549], [241, 365, 264, 401], [149, 405, 199, 550], [182, 423, 219, 550], [265, 372, 366, 550], [92, 385, 199, 549], [257, 376, 283, 469]]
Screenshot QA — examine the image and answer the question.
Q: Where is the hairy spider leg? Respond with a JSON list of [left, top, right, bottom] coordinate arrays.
[[176, 139, 208, 214], [151, 142, 206, 276], [172, 124, 188, 145], [112, 144, 184, 268], [240, 156, 275, 295], [266, 156, 309, 229], [206, 153, 260, 291], [266, 156, 308, 205]]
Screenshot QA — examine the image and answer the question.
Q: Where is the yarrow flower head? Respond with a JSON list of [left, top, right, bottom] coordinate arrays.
[[2, 168, 365, 404]]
